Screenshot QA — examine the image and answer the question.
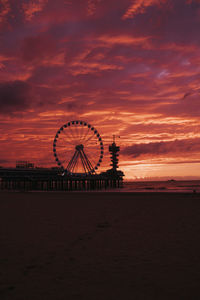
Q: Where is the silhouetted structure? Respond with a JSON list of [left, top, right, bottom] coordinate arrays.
[[0, 122, 124, 191], [101, 139, 124, 187], [109, 142, 120, 171], [0, 167, 123, 191], [0, 140, 124, 191], [53, 120, 104, 175], [16, 161, 34, 169]]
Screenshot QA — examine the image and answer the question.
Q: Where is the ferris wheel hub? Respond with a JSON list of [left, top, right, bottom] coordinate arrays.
[[75, 144, 84, 151]]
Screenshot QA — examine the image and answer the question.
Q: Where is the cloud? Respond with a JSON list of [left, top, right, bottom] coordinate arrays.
[[186, 0, 200, 3], [22, 0, 48, 21], [97, 34, 152, 48], [0, 159, 9, 165], [0, 80, 31, 114], [122, 0, 167, 20], [21, 34, 57, 64], [156, 90, 200, 117], [87, 0, 101, 16], [121, 121, 200, 137], [0, 0, 10, 27], [122, 138, 200, 158]]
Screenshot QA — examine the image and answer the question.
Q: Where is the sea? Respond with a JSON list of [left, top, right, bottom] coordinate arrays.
[[118, 180, 200, 193]]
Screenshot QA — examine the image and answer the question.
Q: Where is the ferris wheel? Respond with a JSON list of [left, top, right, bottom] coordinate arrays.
[[53, 120, 104, 175]]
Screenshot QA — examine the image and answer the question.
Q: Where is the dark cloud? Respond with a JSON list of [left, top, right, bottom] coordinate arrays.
[[156, 90, 200, 117], [21, 34, 57, 64], [0, 159, 9, 164], [0, 80, 31, 114], [121, 122, 200, 136], [122, 138, 200, 158]]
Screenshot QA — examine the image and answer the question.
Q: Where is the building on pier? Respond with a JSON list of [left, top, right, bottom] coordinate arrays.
[[16, 161, 34, 169], [101, 139, 124, 185]]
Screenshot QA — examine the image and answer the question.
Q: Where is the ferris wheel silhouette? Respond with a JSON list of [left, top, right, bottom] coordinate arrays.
[[53, 120, 104, 175]]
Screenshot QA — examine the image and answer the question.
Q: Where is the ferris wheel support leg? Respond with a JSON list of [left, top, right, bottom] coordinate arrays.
[[66, 151, 76, 172], [71, 151, 80, 173], [81, 149, 94, 174], [67, 150, 78, 173], [79, 151, 87, 173]]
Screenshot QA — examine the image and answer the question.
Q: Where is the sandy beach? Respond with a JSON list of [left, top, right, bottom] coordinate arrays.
[[1, 191, 200, 299]]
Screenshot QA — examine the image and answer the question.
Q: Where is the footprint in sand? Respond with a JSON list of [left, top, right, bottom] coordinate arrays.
[[23, 264, 38, 276], [0, 285, 15, 296], [96, 221, 111, 229]]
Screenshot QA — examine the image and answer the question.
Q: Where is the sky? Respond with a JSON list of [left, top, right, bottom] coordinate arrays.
[[1, 0, 200, 179]]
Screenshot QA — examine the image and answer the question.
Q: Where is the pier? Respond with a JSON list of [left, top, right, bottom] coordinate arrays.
[[0, 168, 123, 191]]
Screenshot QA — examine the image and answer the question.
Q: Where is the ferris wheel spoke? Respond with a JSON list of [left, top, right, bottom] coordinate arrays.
[[72, 124, 77, 141], [56, 146, 75, 153], [72, 153, 79, 173], [61, 137, 77, 147], [62, 130, 75, 143], [67, 126, 77, 143], [84, 150, 97, 167], [66, 150, 78, 173], [56, 144, 75, 150], [79, 151, 87, 173], [80, 126, 86, 142], [84, 147, 100, 156], [56, 144, 71, 148], [57, 152, 74, 159], [80, 127, 91, 142], [74, 124, 81, 141], [57, 147, 76, 160], [73, 125, 81, 141], [80, 148, 94, 173], [58, 149, 76, 158], [56, 150, 73, 156], [80, 124, 85, 141], [57, 156, 69, 163], [86, 139, 98, 147], [84, 133, 96, 144], [59, 158, 70, 168]]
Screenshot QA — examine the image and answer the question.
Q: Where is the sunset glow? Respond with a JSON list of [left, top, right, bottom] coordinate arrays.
[[1, 0, 200, 179]]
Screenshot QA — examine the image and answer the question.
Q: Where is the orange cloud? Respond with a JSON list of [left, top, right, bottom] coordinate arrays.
[[0, 0, 10, 23], [70, 61, 123, 75], [87, 0, 101, 16], [122, 0, 167, 20], [97, 34, 152, 48], [22, 0, 48, 21]]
